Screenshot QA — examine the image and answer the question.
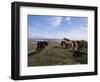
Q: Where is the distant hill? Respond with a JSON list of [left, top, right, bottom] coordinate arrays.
[[28, 38, 62, 42]]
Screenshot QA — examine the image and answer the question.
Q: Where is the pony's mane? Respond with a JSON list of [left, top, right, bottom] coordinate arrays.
[[64, 38, 70, 41]]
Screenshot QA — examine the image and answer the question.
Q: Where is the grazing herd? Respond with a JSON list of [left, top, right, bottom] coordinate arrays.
[[36, 38, 87, 52], [61, 38, 87, 50]]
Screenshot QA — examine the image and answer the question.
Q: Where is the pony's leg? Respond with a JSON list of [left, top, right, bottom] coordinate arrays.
[[38, 48, 40, 53], [75, 42, 78, 50], [65, 44, 68, 48], [36, 47, 39, 53], [71, 43, 73, 50]]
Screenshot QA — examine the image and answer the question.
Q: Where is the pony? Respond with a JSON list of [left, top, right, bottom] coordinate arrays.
[[77, 40, 87, 49], [36, 41, 48, 53], [61, 38, 74, 49]]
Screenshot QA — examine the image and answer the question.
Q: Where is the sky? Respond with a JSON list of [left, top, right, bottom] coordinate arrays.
[[28, 15, 88, 40]]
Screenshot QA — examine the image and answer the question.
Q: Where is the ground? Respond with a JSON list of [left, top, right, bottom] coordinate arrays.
[[28, 41, 88, 66]]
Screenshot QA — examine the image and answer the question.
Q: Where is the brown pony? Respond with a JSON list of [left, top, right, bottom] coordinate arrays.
[[61, 38, 74, 49]]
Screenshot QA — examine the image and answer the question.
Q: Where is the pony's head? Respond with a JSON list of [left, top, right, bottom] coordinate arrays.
[[61, 38, 70, 46], [63, 38, 70, 41]]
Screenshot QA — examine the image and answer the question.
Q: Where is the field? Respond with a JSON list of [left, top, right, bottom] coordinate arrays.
[[28, 40, 88, 66]]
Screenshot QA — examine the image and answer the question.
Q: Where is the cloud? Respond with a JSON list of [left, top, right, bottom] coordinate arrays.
[[65, 17, 71, 21], [48, 17, 62, 27], [29, 27, 88, 41], [80, 27, 88, 30], [28, 23, 88, 40], [28, 16, 88, 40], [65, 17, 71, 24]]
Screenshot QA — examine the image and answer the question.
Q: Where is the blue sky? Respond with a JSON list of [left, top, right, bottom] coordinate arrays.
[[28, 15, 88, 40]]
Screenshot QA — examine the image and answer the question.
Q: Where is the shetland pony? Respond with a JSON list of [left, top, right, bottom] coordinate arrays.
[[61, 38, 87, 50], [61, 38, 74, 49], [36, 41, 48, 53]]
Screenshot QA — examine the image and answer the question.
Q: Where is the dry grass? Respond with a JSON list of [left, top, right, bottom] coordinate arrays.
[[28, 41, 88, 66]]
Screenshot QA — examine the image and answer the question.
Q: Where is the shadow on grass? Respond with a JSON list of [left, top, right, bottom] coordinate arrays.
[[74, 51, 86, 57], [28, 51, 37, 56], [70, 50, 87, 57], [70, 50, 87, 64], [28, 50, 45, 56]]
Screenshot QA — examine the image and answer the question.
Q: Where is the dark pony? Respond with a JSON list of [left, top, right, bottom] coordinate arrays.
[[36, 41, 48, 53], [77, 40, 87, 49]]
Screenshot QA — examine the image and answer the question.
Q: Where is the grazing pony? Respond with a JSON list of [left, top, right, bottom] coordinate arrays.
[[36, 41, 48, 53], [77, 40, 87, 49], [61, 38, 74, 49]]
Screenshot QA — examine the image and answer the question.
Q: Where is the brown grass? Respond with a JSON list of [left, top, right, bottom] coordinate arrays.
[[28, 41, 88, 66]]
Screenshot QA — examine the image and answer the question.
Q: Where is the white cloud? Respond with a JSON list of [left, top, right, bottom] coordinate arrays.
[[49, 17, 62, 27], [65, 17, 71, 24], [29, 27, 88, 41], [80, 27, 88, 30], [28, 16, 88, 40], [65, 17, 71, 21]]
